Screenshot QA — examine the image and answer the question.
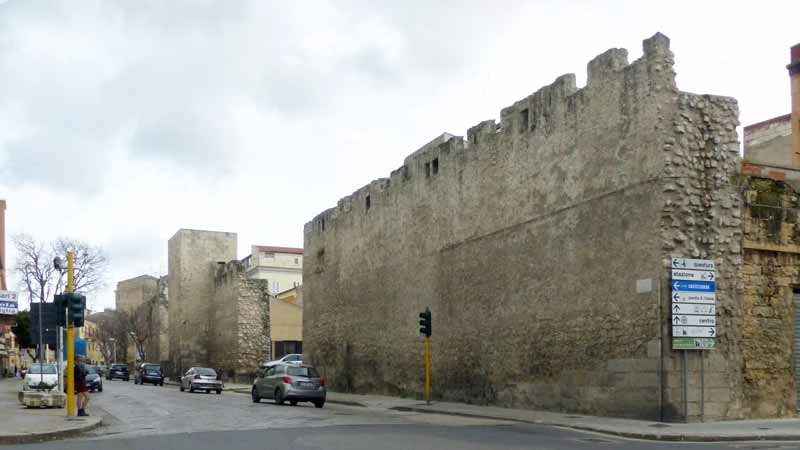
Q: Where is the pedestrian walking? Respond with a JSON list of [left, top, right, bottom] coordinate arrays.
[[74, 359, 90, 416]]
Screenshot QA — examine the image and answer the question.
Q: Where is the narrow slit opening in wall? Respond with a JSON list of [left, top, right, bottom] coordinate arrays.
[[365, 194, 371, 210], [321, 218, 325, 231], [519, 108, 529, 132], [425, 162, 431, 178], [432, 158, 439, 175]]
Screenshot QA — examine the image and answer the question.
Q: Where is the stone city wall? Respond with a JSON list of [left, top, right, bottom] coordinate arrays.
[[168, 229, 237, 377], [303, 33, 748, 420]]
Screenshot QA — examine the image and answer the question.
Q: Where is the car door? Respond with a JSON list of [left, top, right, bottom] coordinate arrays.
[[182, 368, 193, 389], [262, 366, 277, 398]]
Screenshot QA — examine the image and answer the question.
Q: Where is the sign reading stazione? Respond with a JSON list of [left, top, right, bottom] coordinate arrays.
[[671, 258, 716, 350]]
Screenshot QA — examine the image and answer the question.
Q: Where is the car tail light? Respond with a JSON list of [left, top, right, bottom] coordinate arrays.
[[320, 379, 326, 386], [194, 374, 200, 380], [282, 376, 292, 384]]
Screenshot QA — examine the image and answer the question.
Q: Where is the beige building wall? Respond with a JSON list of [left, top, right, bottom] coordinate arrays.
[[271, 286, 302, 358], [243, 245, 302, 294]]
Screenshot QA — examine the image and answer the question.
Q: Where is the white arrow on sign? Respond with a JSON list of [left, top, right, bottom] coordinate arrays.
[[671, 258, 716, 271], [672, 269, 715, 281], [672, 303, 716, 315], [672, 315, 716, 326], [673, 326, 716, 338], [672, 292, 715, 304]]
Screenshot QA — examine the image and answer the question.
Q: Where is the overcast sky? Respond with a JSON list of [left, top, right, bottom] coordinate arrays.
[[1, 0, 798, 311]]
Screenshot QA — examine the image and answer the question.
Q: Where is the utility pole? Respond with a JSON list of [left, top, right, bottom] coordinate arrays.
[[66, 250, 75, 417]]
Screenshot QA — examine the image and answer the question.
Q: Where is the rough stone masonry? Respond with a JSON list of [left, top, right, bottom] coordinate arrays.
[[303, 33, 747, 421]]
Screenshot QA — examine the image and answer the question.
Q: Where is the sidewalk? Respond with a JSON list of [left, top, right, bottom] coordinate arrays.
[[0, 378, 102, 445], [168, 378, 800, 441], [323, 391, 800, 442]]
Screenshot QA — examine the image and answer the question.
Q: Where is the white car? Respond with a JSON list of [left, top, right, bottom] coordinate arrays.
[[262, 354, 303, 368], [23, 363, 59, 391]]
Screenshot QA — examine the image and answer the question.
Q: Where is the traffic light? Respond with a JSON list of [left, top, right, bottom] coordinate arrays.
[[54, 294, 68, 327], [419, 307, 432, 337], [67, 293, 86, 327]]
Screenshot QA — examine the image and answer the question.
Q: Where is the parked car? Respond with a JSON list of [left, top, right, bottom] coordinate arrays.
[[135, 363, 164, 386], [107, 363, 129, 381], [262, 354, 303, 369], [180, 367, 222, 394], [251, 363, 325, 408], [22, 363, 59, 391], [86, 365, 103, 392]]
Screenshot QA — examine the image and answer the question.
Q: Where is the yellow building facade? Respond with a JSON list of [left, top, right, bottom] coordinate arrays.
[[271, 286, 303, 358]]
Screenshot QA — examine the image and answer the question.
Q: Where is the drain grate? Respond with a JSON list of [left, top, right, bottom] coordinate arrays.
[[649, 423, 671, 428], [564, 415, 583, 419], [757, 427, 772, 430]]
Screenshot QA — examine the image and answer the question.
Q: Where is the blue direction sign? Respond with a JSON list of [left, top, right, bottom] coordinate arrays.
[[672, 280, 715, 292]]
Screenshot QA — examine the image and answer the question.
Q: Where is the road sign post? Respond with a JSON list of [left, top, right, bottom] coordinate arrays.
[[66, 251, 75, 417]]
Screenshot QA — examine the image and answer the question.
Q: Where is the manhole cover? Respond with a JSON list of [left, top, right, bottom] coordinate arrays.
[[757, 427, 772, 430], [564, 415, 583, 419], [649, 423, 671, 428]]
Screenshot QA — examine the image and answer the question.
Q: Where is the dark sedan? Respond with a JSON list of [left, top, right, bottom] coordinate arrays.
[[86, 365, 103, 392], [135, 363, 164, 386], [107, 363, 129, 381]]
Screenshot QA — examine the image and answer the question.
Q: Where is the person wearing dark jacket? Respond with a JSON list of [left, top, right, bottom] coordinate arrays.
[[74, 361, 90, 416]]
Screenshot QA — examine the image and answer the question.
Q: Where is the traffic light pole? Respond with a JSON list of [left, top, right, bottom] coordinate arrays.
[[424, 336, 431, 405], [66, 251, 75, 417]]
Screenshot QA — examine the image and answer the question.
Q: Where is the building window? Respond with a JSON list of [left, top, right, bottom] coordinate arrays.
[[519, 108, 529, 132], [293, 281, 300, 288], [425, 162, 431, 177], [272, 280, 280, 293], [294, 258, 299, 265]]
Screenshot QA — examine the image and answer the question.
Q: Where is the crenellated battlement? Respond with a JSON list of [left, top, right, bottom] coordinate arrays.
[[304, 33, 677, 238], [302, 32, 743, 420]]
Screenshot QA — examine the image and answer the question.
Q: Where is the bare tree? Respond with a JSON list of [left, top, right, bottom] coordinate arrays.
[[13, 234, 110, 361], [13, 234, 109, 308], [93, 312, 128, 364], [125, 304, 154, 363]]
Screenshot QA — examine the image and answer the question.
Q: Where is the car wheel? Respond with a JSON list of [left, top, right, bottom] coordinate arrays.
[[160, 382, 164, 387], [180, 384, 185, 392], [206, 389, 210, 394], [99, 386, 103, 392], [251, 388, 260, 403], [274, 388, 284, 405], [216, 390, 222, 395], [189, 386, 195, 393], [314, 401, 325, 409], [289, 400, 298, 406]]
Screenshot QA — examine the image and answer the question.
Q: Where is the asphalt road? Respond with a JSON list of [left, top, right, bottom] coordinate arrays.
[[10, 379, 800, 450]]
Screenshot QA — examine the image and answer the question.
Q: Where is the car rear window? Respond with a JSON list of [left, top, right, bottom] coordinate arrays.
[[29, 364, 57, 374], [112, 364, 127, 369], [86, 366, 97, 374], [198, 368, 217, 376], [287, 366, 319, 378], [144, 365, 161, 371]]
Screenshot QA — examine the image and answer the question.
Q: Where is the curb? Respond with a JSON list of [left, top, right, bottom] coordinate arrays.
[[326, 398, 367, 408], [0, 417, 102, 446], [389, 407, 800, 442]]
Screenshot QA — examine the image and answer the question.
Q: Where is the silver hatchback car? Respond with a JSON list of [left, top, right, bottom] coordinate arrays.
[[180, 367, 223, 394], [252, 363, 326, 408]]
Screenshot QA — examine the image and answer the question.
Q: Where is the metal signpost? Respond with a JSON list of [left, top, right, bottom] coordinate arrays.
[[671, 257, 716, 421]]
